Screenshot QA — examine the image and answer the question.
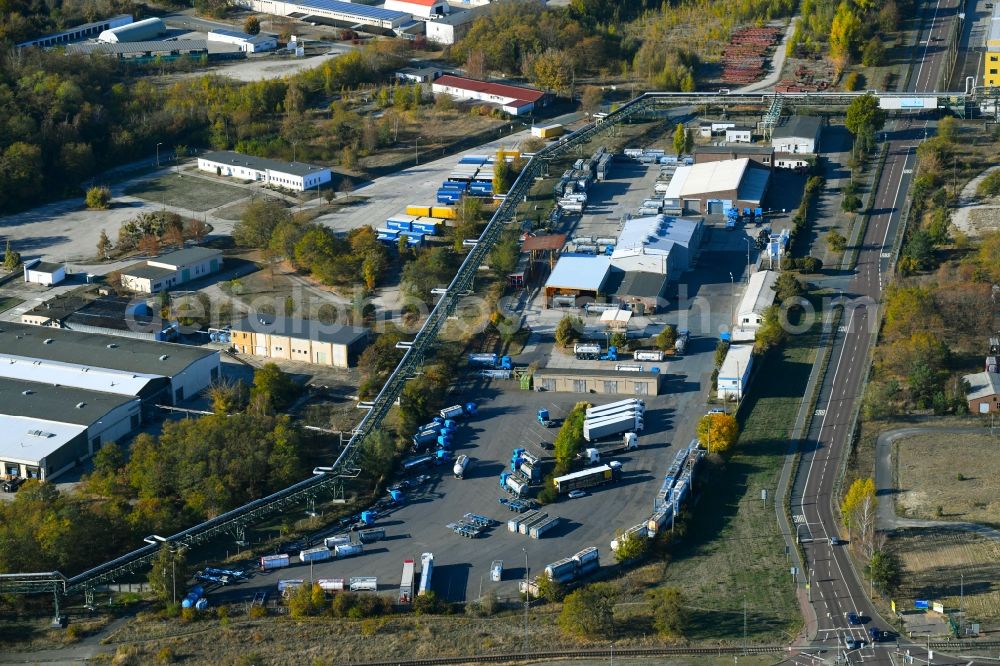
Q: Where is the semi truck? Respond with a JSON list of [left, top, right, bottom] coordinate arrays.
[[418, 553, 434, 596], [583, 404, 644, 424], [499, 471, 529, 497], [468, 353, 512, 369], [585, 399, 646, 419], [573, 343, 602, 359], [399, 559, 415, 604], [554, 461, 623, 494], [582, 412, 643, 441], [572, 547, 600, 576], [544, 557, 578, 583], [453, 454, 470, 479], [579, 433, 639, 463], [537, 408, 555, 427]]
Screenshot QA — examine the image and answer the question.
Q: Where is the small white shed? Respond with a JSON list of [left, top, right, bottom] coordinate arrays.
[[24, 259, 66, 286]]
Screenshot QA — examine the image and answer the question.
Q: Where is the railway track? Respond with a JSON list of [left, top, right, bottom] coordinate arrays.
[[351, 645, 786, 666]]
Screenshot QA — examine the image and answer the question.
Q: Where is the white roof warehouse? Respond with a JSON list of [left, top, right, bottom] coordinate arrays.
[[198, 150, 332, 191]]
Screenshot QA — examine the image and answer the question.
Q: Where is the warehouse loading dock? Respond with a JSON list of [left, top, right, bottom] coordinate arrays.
[[533, 368, 661, 396]]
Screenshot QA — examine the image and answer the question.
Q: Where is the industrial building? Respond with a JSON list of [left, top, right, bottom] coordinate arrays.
[[984, 2, 1000, 88], [771, 115, 822, 169], [544, 255, 612, 307], [663, 158, 770, 214], [65, 39, 219, 60], [610, 215, 703, 279], [98, 17, 166, 42], [234, 0, 411, 31], [17, 14, 132, 48], [21, 294, 176, 342], [197, 150, 332, 191], [120, 246, 222, 294], [0, 322, 220, 406], [0, 378, 142, 482], [395, 66, 442, 82], [725, 126, 753, 143], [732, 270, 777, 342], [717, 344, 754, 401], [604, 270, 670, 315], [207, 29, 278, 52], [23, 259, 65, 286], [431, 75, 548, 115], [230, 316, 368, 368], [384, 0, 448, 18], [533, 368, 662, 396], [963, 371, 1000, 413], [695, 144, 773, 169], [424, 7, 488, 44]]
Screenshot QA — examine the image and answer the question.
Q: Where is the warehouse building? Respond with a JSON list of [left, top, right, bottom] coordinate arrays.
[[732, 269, 777, 342], [431, 75, 548, 115], [533, 368, 661, 396], [0, 378, 142, 482], [663, 158, 770, 214], [23, 259, 66, 286], [234, 0, 411, 31], [771, 115, 822, 154], [17, 14, 133, 48], [120, 246, 222, 294], [65, 40, 223, 60], [207, 28, 278, 52], [0, 322, 220, 406], [230, 316, 368, 368], [604, 269, 670, 315], [395, 66, 442, 82], [425, 7, 488, 44], [98, 17, 165, 42], [984, 2, 1000, 88], [717, 344, 754, 401], [963, 371, 1000, 414], [385, 0, 448, 18], [21, 294, 176, 341], [543, 255, 612, 308], [198, 150, 332, 191], [610, 215, 703, 279]]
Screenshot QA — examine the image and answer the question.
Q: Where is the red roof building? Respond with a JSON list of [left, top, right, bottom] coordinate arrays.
[[384, 0, 448, 18], [431, 75, 548, 116]]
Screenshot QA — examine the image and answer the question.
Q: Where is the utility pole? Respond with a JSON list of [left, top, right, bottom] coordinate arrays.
[[743, 597, 747, 654], [523, 547, 529, 655]]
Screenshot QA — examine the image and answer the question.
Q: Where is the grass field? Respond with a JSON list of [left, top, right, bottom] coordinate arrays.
[[124, 173, 248, 212], [896, 432, 1000, 527], [0, 296, 23, 313], [619, 323, 820, 644], [892, 529, 1000, 625]]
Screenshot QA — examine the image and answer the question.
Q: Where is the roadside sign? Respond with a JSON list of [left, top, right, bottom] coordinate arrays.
[[932, 602, 945, 613], [891, 599, 896, 613], [915, 600, 929, 609]]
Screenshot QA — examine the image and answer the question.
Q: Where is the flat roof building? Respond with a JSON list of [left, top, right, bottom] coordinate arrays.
[[208, 29, 278, 52], [543, 255, 612, 308], [984, 2, 1000, 87], [120, 246, 222, 294], [604, 269, 670, 315], [0, 322, 220, 405], [17, 14, 132, 48], [664, 158, 770, 214], [234, 0, 411, 30], [533, 367, 662, 396], [231, 316, 368, 368], [717, 343, 754, 401], [23, 259, 65, 286], [695, 144, 774, 169], [0, 378, 142, 481], [21, 294, 176, 342], [732, 269, 777, 341], [385, 0, 449, 18], [771, 115, 822, 155], [424, 7, 488, 44], [610, 215, 703, 279], [65, 39, 218, 59], [431, 74, 548, 115], [198, 150, 332, 191]]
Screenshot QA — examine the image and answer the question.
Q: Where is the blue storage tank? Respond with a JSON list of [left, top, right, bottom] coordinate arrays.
[[195, 598, 208, 611], [390, 489, 405, 503], [464, 402, 477, 415], [433, 416, 444, 424], [190, 585, 204, 597], [182, 598, 194, 608]]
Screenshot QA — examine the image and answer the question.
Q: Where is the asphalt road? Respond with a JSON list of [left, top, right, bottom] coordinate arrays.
[[788, 0, 962, 663]]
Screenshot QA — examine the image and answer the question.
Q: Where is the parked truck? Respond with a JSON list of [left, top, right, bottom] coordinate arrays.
[[582, 412, 643, 442], [573, 342, 602, 359], [554, 461, 623, 494], [585, 399, 646, 419], [579, 433, 639, 463], [418, 553, 434, 596], [537, 408, 555, 427], [633, 349, 665, 362], [399, 559, 415, 604], [584, 404, 645, 422], [468, 353, 512, 370], [499, 471, 529, 497], [490, 560, 503, 582], [453, 454, 470, 479]]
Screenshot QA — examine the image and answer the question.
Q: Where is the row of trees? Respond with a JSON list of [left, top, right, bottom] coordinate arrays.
[[788, 0, 903, 74], [841, 478, 901, 593]]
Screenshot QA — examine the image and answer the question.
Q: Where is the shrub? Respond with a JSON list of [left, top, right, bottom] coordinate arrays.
[[85, 185, 112, 210], [155, 646, 176, 663]]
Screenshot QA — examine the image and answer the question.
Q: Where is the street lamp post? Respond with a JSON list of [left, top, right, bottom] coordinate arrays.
[[729, 271, 735, 330], [414, 137, 422, 165], [522, 547, 529, 655], [156, 142, 163, 168], [743, 237, 752, 283]]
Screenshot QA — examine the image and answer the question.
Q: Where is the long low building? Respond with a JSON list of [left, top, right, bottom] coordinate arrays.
[[0, 322, 220, 406], [533, 367, 662, 396], [610, 215, 703, 279], [717, 344, 754, 401], [543, 255, 612, 308], [198, 150, 332, 191], [17, 14, 132, 48], [732, 269, 777, 342], [0, 378, 142, 482], [431, 74, 548, 116], [207, 29, 278, 53], [120, 246, 223, 294], [234, 0, 411, 30], [66, 39, 222, 60], [230, 316, 368, 368], [98, 17, 165, 43]]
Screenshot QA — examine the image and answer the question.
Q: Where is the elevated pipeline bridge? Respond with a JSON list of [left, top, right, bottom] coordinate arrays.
[[0, 88, 976, 613]]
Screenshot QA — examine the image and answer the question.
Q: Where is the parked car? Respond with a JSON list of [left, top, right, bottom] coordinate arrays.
[[845, 638, 862, 650], [568, 490, 588, 499], [2, 477, 25, 493], [848, 612, 862, 625]]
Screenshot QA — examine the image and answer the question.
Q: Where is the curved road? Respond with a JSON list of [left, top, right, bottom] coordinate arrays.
[[787, 0, 965, 663]]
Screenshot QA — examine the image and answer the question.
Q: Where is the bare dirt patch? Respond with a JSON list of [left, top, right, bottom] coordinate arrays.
[[893, 529, 1000, 624], [124, 173, 249, 212], [895, 432, 1000, 526]]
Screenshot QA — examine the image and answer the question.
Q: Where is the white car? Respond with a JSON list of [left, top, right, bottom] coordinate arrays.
[[567, 490, 587, 499]]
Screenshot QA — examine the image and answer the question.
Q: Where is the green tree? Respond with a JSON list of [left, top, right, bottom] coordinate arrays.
[[531, 48, 574, 95], [493, 154, 513, 195], [672, 122, 686, 156], [97, 229, 113, 259], [555, 315, 582, 347], [936, 115, 957, 143], [772, 272, 804, 303], [754, 305, 787, 354], [249, 363, 300, 413], [234, 199, 292, 248], [842, 192, 862, 212], [647, 587, 688, 638], [553, 402, 588, 473], [829, 1, 861, 73], [840, 477, 875, 528], [557, 584, 615, 638], [537, 574, 567, 602], [655, 325, 677, 351], [148, 545, 189, 604], [489, 228, 520, 277], [206, 378, 248, 414], [826, 230, 847, 252], [867, 549, 901, 594], [2, 241, 21, 271], [696, 413, 739, 454], [401, 247, 456, 303], [976, 171, 1000, 199], [581, 85, 603, 114], [85, 186, 112, 210], [287, 582, 318, 618], [714, 340, 730, 368], [613, 529, 650, 563], [845, 93, 886, 154], [243, 15, 261, 35], [861, 37, 884, 67]]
